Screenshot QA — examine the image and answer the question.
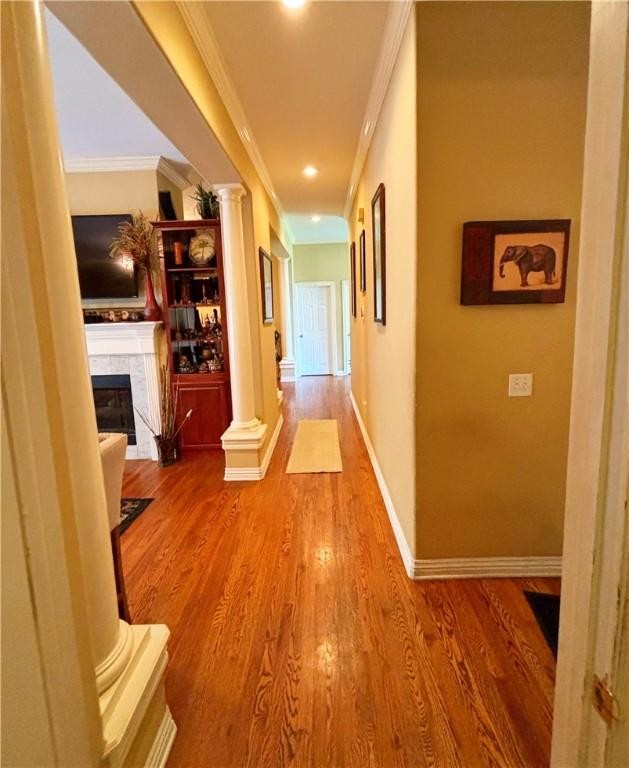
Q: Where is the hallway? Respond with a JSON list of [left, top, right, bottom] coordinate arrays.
[[122, 376, 558, 768]]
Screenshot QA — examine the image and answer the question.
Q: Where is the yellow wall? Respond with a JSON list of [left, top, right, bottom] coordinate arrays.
[[135, 1, 283, 440], [65, 169, 160, 218], [293, 243, 349, 372], [414, 2, 590, 559], [349, 11, 417, 555]]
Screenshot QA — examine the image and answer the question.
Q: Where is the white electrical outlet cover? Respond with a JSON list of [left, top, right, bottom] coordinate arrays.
[[508, 373, 533, 397]]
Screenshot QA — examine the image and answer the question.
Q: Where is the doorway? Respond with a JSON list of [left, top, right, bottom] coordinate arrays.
[[295, 282, 337, 376]]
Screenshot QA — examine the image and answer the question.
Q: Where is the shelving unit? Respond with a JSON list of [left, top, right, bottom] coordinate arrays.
[[153, 219, 232, 450]]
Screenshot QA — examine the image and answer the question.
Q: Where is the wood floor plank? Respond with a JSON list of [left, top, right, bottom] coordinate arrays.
[[121, 376, 560, 768]]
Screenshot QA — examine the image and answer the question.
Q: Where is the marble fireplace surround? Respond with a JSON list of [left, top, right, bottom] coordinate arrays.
[[85, 322, 163, 460]]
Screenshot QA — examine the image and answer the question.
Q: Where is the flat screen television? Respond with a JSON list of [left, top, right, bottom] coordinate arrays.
[[71, 214, 138, 299]]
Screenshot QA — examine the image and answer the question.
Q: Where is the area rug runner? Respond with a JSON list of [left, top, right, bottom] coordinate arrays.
[[120, 498, 153, 534], [286, 419, 343, 474], [524, 591, 560, 658]]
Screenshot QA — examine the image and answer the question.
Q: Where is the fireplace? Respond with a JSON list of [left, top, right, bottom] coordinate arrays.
[[92, 374, 137, 446]]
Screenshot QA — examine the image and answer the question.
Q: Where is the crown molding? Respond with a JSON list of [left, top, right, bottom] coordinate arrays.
[[63, 155, 191, 189], [175, 2, 293, 241], [343, 0, 413, 218], [156, 157, 192, 190], [63, 155, 162, 173]]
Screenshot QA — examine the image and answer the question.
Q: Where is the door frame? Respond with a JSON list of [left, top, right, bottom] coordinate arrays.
[[294, 281, 338, 377], [551, 3, 629, 765], [341, 279, 351, 374]]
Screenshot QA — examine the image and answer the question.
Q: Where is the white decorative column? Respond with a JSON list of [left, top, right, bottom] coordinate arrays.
[[2, 3, 175, 765], [214, 183, 268, 479], [278, 256, 296, 382]]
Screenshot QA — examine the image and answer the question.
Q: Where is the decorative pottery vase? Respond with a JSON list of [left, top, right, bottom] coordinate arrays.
[[143, 269, 162, 321]]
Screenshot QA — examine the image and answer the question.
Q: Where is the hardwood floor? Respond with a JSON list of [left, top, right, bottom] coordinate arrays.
[[122, 376, 560, 768]]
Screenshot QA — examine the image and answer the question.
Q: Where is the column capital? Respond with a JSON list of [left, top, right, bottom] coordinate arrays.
[[213, 183, 247, 202]]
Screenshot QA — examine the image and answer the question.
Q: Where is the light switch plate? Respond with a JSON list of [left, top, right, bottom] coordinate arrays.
[[509, 373, 533, 397]]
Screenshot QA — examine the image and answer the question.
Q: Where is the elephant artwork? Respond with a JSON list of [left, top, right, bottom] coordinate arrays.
[[498, 244, 556, 287]]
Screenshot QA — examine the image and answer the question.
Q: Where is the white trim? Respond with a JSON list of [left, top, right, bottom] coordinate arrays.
[[63, 155, 191, 189], [156, 157, 191, 190], [412, 556, 562, 580], [295, 281, 338, 377], [551, 4, 629, 766], [343, 0, 413, 218], [223, 414, 283, 481], [279, 358, 296, 382], [334, 371, 348, 377], [176, 2, 291, 240], [350, 392, 414, 577], [145, 708, 177, 768]]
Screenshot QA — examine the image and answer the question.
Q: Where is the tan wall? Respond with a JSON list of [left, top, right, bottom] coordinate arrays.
[[349, 11, 417, 555], [156, 170, 184, 219], [293, 243, 349, 372], [414, 2, 590, 559], [65, 169, 160, 217], [135, 1, 284, 441]]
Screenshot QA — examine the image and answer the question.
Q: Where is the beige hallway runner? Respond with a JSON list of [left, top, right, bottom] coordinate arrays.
[[286, 419, 343, 474]]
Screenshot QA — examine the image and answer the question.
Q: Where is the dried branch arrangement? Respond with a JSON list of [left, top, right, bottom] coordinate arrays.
[[134, 364, 192, 440], [109, 212, 157, 272]]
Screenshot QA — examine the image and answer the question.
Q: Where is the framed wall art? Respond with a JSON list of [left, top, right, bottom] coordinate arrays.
[[371, 183, 386, 324], [461, 219, 571, 305], [259, 247, 274, 323], [359, 229, 366, 293], [350, 241, 357, 318]]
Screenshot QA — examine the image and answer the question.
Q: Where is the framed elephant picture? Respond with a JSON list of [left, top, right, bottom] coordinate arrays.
[[460, 219, 571, 305]]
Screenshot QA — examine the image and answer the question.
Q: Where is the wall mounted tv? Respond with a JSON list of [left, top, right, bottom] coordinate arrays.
[[71, 214, 139, 299]]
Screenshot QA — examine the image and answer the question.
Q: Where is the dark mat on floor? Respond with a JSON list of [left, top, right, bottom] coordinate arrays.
[[120, 498, 153, 534], [525, 591, 560, 658]]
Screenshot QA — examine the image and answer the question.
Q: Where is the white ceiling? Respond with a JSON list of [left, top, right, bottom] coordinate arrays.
[[45, 9, 190, 174], [201, 1, 391, 242]]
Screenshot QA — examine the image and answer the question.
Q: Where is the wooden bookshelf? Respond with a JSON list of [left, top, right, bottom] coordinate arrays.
[[153, 219, 232, 449]]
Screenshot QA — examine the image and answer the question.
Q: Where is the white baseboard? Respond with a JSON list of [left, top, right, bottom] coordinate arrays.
[[349, 392, 415, 577], [334, 370, 348, 377], [224, 414, 283, 481], [146, 707, 177, 768], [412, 555, 562, 580]]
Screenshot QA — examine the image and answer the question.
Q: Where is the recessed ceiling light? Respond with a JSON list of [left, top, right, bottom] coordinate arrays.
[[241, 127, 251, 142], [303, 165, 318, 178], [311, 215, 321, 223], [282, 0, 307, 8], [363, 121, 371, 135]]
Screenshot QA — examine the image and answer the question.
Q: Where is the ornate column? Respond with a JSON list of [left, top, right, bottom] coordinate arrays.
[[2, 3, 174, 764], [278, 256, 296, 382], [215, 184, 268, 479]]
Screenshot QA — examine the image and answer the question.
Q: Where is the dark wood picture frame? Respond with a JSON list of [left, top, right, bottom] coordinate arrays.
[[461, 219, 571, 305], [259, 247, 274, 323], [350, 241, 357, 318], [359, 229, 366, 293], [371, 183, 386, 324]]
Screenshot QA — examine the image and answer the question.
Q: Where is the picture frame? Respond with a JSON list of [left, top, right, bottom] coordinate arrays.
[[359, 229, 366, 293], [461, 219, 571, 305], [371, 183, 386, 324], [259, 247, 274, 323], [350, 241, 357, 318]]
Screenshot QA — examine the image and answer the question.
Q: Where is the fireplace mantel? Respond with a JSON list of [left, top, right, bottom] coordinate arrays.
[[85, 322, 164, 460], [84, 321, 163, 356]]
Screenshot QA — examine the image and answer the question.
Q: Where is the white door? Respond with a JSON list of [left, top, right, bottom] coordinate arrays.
[[296, 283, 333, 376], [341, 279, 351, 374]]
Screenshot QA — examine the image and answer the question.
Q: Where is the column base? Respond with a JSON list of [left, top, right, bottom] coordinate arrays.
[[222, 416, 283, 481], [100, 624, 176, 768], [279, 358, 296, 382]]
